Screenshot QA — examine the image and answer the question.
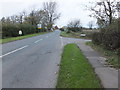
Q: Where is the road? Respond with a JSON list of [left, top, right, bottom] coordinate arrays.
[[1, 30, 117, 88], [1, 30, 62, 88]]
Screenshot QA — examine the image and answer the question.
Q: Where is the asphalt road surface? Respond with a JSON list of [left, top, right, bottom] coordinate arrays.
[[2, 30, 62, 88]]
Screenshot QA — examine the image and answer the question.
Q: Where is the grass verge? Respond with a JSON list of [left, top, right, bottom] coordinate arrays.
[[56, 44, 102, 88], [60, 31, 78, 38], [60, 31, 91, 39], [86, 41, 119, 69], [0, 32, 49, 44]]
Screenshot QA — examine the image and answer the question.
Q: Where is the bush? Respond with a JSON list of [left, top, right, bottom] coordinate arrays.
[[92, 18, 120, 50], [67, 27, 81, 32], [2, 24, 19, 38], [59, 28, 64, 31], [2, 23, 37, 38], [102, 31, 119, 50], [92, 32, 102, 45], [20, 24, 37, 35]]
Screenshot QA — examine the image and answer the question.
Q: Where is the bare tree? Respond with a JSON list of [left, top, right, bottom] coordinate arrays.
[[43, 2, 60, 30], [19, 11, 27, 24], [1, 17, 6, 24], [6, 17, 11, 24], [88, 0, 118, 27], [11, 11, 27, 24], [88, 21, 94, 29], [29, 10, 36, 25], [10, 15, 19, 24], [67, 19, 82, 32], [24, 10, 38, 25], [67, 19, 81, 28]]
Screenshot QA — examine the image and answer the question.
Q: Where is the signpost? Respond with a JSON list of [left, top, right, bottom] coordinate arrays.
[[37, 24, 42, 29], [37, 24, 42, 32]]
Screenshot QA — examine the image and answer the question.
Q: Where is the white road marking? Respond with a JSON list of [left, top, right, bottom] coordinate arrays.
[[46, 36, 48, 38], [0, 45, 29, 58], [60, 37, 63, 47], [34, 40, 40, 43], [34, 39, 43, 43]]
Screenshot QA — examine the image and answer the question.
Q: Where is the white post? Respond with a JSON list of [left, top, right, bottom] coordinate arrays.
[[19, 30, 22, 36]]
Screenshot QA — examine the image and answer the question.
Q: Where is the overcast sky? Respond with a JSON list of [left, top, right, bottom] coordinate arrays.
[[0, 0, 99, 28]]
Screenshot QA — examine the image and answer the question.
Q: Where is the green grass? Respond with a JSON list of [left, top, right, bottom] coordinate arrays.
[[60, 31, 75, 38], [0, 32, 49, 44], [56, 44, 102, 88], [86, 41, 120, 69], [60, 31, 91, 39]]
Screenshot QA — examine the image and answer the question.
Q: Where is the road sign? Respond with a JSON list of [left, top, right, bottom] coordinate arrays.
[[37, 24, 42, 29]]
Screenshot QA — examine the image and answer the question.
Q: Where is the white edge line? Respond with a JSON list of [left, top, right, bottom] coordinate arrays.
[[0, 45, 29, 58], [60, 37, 63, 47]]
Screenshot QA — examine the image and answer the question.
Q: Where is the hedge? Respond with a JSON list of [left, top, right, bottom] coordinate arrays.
[[92, 19, 120, 50], [2, 24, 37, 38], [67, 27, 82, 32]]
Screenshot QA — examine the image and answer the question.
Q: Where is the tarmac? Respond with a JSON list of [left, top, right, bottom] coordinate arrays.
[[77, 42, 119, 89]]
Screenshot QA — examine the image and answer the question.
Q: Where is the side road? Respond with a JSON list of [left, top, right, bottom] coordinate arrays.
[[62, 37, 118, 88]]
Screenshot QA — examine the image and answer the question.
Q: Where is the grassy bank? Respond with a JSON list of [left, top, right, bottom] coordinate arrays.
[[86, 41, 119, 69], [0, 32, 49, 44], [56, 44, 102, 88]]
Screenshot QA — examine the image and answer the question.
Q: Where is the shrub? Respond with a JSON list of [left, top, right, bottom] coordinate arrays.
[[92, 18, 120, 50], [20, 24, 37, 35], [2, 24, 19, 38], [59, 28, 64, 31], [92, 32, 103, 45], [116, 48, 120, 55], [67, 27, 81, 32], [2, 23, 37, 38]]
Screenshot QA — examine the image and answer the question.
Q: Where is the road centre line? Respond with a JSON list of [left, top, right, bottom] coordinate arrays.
[[34, 39, 43, 43], [34, 40, 40, 43], [0, 45, 29, 58]]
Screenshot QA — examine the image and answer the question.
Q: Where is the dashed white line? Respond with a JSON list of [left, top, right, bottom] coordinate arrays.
[[34, 40, 40, 43], [34, 39, 43, 43], [0, 45, 29, 58]]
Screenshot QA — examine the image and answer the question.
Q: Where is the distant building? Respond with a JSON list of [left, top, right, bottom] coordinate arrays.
[[54, 26, 59, 29]]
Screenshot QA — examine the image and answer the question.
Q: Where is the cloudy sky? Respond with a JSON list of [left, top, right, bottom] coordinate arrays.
[[0, 0, 99, 28]]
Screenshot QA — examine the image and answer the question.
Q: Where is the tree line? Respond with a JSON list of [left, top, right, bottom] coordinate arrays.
[[1, 1, 60, 39]]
